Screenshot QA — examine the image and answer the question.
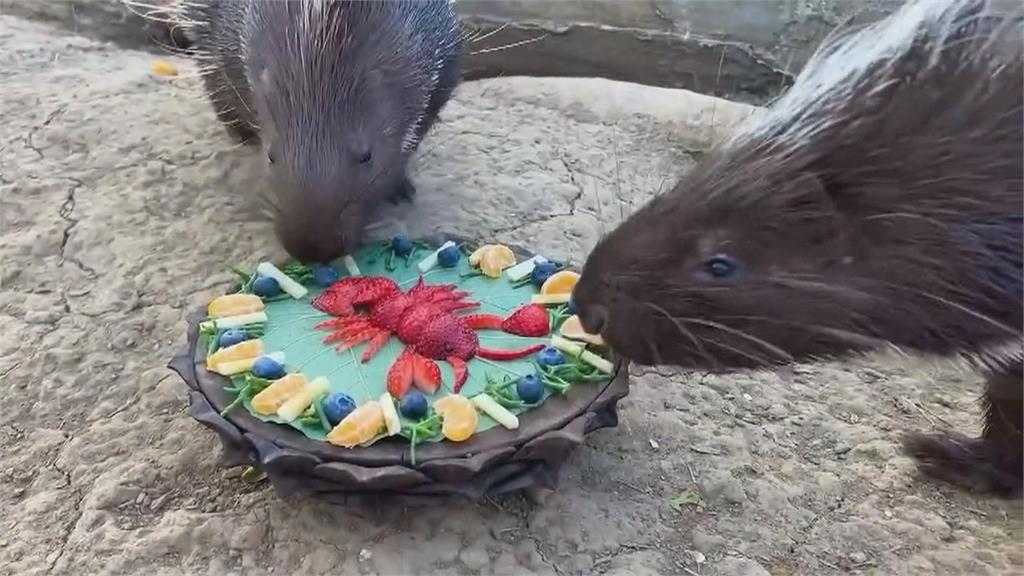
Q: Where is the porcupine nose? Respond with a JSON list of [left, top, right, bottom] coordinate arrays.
[[275, 218, 345, 264], [579, 303, 609, 336]]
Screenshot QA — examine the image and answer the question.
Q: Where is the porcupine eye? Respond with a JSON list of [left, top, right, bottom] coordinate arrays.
[[705, 255, 736, 279]]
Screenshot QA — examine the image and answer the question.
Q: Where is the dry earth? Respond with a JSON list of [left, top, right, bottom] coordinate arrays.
[[1, 14, 1022, 576]]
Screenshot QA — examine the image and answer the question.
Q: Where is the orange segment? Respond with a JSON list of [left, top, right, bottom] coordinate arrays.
[[559, 315, 606, 346], [327, 401, 386, 447], [206, 339, 264, 369], [479, 245, 516, 278], [468, 244, 494, 266], [208, 293, 265, 318], [434, 395, 478, 442], [251, 373, 307, 415], [540, 270, 579, 296]]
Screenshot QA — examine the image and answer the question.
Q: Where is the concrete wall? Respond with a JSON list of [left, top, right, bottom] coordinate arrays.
[[1, 0, 904, 104]]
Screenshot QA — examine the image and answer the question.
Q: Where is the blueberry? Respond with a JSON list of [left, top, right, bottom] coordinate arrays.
[[322, 392, 357, 425], [531, 262, 558, 286], [516, 374, 544, 404], [399, 392, 429, 420], [251, 356, 286, 380], [437, 244, 460, 268], [252, 275, 282, 297], [219, 329, 247, 348], [392, 235, 414, 256], [536, 346, 565, 367], [311, 263, 341, 287]]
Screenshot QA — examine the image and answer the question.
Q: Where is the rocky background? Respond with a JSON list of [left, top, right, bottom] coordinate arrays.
[[1, 3, 1021, 576]]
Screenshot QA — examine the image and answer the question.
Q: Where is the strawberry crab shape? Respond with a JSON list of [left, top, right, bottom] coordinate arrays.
[[311, 276, 549, 396]]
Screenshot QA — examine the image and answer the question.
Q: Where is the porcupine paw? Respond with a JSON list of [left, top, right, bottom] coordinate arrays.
[[389, 177, 417, 205], [902, 431, 1023, 498]]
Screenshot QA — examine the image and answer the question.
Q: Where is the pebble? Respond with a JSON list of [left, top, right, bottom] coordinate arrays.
[[849, 551, 868, 564], [358, 549, 372, 562], [135, 492, 146, 505], [25, 310, 61, 324]]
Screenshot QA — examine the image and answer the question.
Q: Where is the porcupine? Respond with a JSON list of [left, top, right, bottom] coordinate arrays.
[[150, 0, 463, 263], [572, 0, 1023, 497]]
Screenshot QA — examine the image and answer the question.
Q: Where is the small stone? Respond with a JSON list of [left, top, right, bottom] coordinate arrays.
[[690, 551, 706, 564], [358, 549, 372, 562], [849, 551, 868, 564], [649, 438, 660, 450], [25, 310, 61, 324], [149, 495, 168, 510], [135, 492, 146, 505]]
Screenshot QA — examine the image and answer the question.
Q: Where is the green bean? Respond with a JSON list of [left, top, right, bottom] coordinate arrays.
[[219, 384, 250, 417]]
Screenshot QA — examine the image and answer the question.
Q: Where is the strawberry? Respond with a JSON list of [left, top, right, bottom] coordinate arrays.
[[387, 349, 415, 398], [311, 286, 355, 317], [501, 303, 550, 337], [447, 356, 468, 393], [361, 332, 391, 363], [350, 277, 400, 306], [478, 343, 546, 361], [412, 354, 441, 394]]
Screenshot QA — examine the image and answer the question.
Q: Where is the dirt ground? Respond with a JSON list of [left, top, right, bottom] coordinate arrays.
[[1, 15, 1021, 576]]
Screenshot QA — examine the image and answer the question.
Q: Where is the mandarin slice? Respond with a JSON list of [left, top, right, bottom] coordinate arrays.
[[539, 270, 579, 295], [250, 373, 307, 415], [480, 245, 516, 278], [434, 395, 478, 442], [559, 314, 606, 346], [207, 293, 265, 318], [326, 401, 386, 447], [206, 339, 264, 369]]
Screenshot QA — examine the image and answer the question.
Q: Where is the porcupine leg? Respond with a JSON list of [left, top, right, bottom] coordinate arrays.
[[902, 362, 1022, 498]]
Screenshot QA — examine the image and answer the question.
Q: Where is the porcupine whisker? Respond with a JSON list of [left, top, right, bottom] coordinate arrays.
[[714, 314, 895, 349], [469, 33, 550, 56], [464, 22, 509, 44], [676, 316, 794, 363], [643, 302, 719, 371], [889, 285, 1019, 337]]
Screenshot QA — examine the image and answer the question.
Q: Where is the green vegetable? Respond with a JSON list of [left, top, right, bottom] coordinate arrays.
[[400, 411, 442, 465]]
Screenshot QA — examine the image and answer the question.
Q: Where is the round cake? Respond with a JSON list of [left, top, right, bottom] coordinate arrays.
[[169, 236, 630, 501]]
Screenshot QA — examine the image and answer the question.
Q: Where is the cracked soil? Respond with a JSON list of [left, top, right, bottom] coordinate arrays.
[[1, 14, 1022, 576]]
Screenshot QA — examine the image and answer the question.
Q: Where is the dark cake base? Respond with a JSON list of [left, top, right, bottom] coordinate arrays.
[[169, 293, 630, 502]]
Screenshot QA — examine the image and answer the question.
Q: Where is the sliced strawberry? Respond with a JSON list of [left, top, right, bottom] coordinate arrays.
[[501, 304, 550, 337], [331, 327, 380, 352], [477, 343, 546, 361], [447, 356, 468, 393], [459, 313, 504, 331], [316, 316, 371, 332], [361, 331, 391, 363], [311, 287, 355, 317], [411, 354, 441, 394], [387, 349, 414, 398], [350, 277, 400, 306]]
